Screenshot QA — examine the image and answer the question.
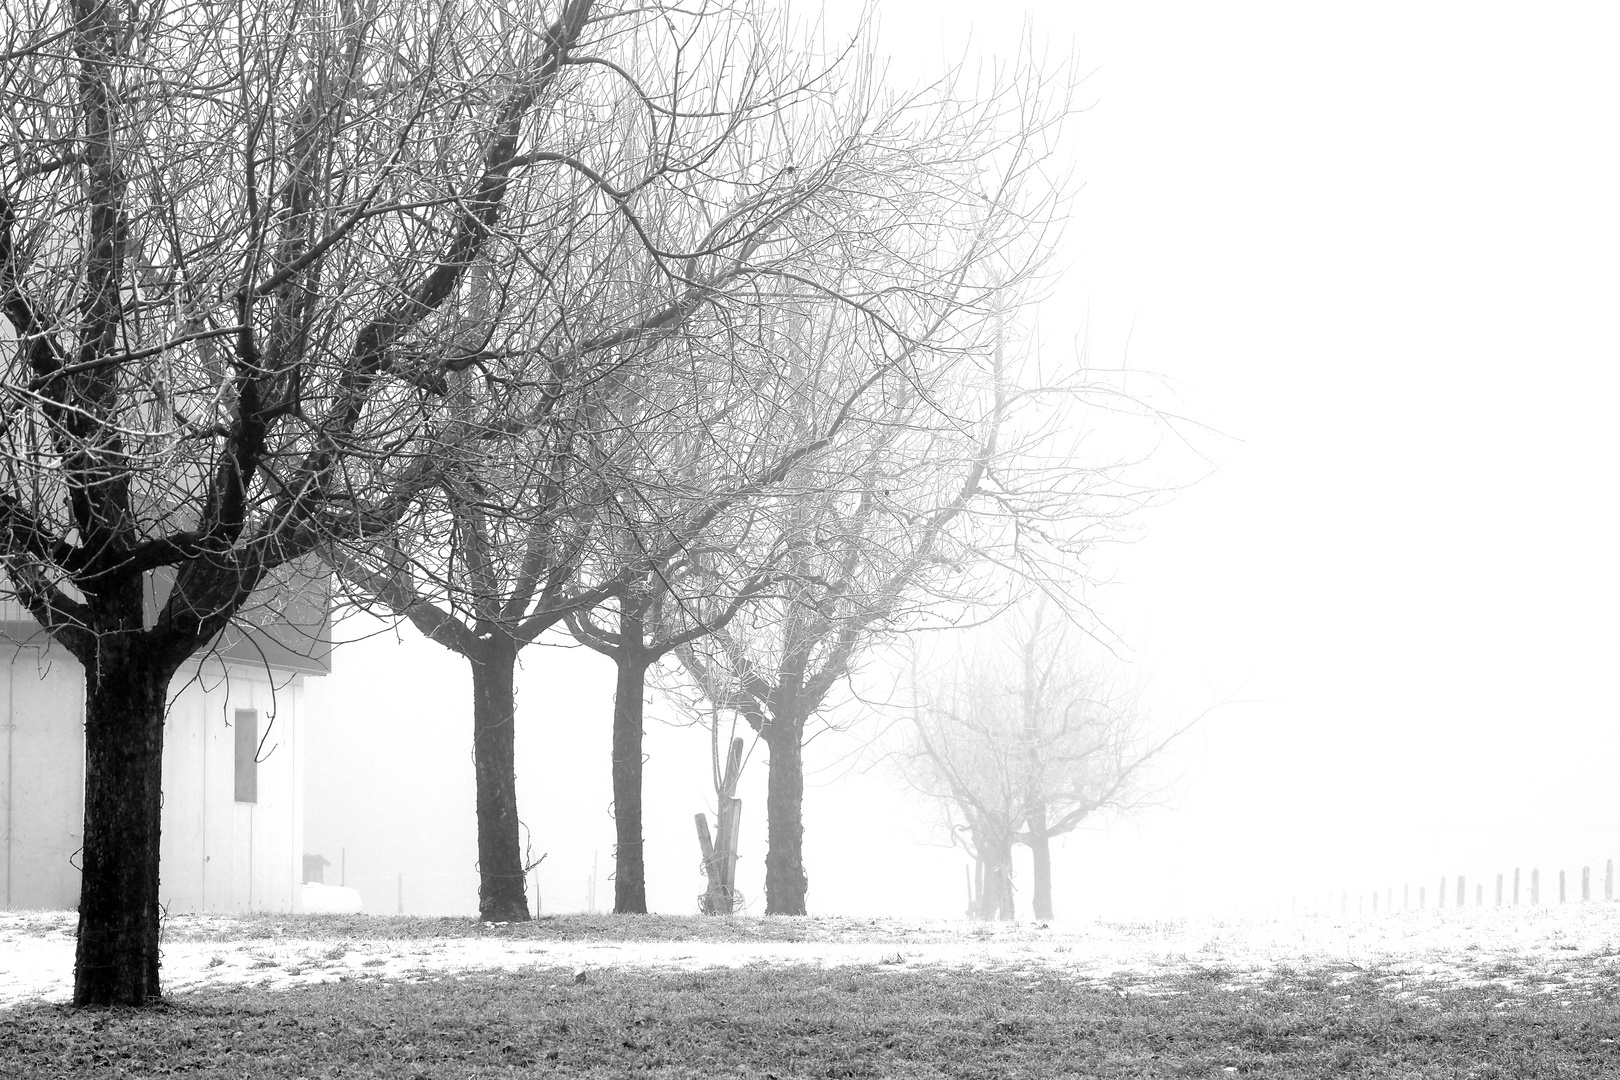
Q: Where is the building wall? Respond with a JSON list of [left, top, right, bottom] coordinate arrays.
[[0, 640, 84, 910], [0, 641, 308, 914], [159, 662, 306, 915]]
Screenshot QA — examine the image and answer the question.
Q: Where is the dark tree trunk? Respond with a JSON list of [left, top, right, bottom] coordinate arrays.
[[763, 722, 808, 915], [470, 636, 530, 921], [1028, 822, 1054, 921], [610, 653, 651, 914], [74, 643, 173, 1006]]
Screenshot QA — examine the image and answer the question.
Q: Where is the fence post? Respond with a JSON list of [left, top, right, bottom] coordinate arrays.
[[1439, 876, 1447, 908], [1457, 875, 1466, 908], [1531, 868, 1540, 905], [1419, 886, 1426, 909], [1583, 866, 1591, 902], [1608, 859, 1615, 902], [1372, 891, 1378, 915], [1476, 884, 1482, 907], [1495, 873, 1503, 907], [1514, 867, 1521, 906], [1559, 869, 1567, 904]]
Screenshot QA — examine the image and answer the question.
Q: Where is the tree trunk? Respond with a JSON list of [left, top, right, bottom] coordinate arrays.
[[986, 835, 1016, 921], [763, 722, 808, 915], [470, 637, 530, 921], [1028, 824, 1054, 921], [1019, 619, 1047, 922], [610, 653, 650, 914], [74, 646, 172, 1006]]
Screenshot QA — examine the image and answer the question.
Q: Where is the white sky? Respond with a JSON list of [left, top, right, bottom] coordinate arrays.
[[302, 1, 1620, 923]]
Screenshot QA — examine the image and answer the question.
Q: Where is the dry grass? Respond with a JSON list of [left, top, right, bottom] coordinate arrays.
[[4, 962, 1619, 1078], [4, 910, 1620, 1077]]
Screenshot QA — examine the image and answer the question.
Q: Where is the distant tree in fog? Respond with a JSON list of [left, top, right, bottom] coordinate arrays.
[[903, 602, 1191, 921]]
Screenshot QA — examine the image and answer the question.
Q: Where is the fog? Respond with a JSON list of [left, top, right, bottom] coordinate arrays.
[[303, 0, 1620, 922]]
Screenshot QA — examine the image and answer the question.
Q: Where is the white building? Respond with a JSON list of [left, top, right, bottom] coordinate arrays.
[[0, 570, 330, 913]]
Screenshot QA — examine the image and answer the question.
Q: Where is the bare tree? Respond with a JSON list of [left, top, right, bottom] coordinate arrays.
[[315, 0, 862, 922], [559, 288, 952, 918], [904, 602, 1190, 920], [332, 17, 1067, 920], [556, 343, 811, 914], [641, 35, 1101, 915], [667, 297, 1170, 916], [0, 0, 672, 1003], [669, 320, 1026, 914], [562, 525, 777, 913]]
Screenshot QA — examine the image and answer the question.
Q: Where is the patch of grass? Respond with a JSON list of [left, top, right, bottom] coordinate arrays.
[[3, 964, 1618, 1078]]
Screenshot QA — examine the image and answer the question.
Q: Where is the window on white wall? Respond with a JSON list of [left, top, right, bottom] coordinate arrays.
[[234, 709, 258, 803]]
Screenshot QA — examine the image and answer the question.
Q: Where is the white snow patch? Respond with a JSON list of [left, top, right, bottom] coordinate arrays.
[[3, 906, 1618, 1009]]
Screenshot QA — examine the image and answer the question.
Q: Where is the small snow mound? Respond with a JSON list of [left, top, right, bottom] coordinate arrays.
[[301, 883, 363, 914]]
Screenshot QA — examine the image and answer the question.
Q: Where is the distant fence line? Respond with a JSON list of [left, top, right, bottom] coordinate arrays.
[[1289, 859, 1616, 917]]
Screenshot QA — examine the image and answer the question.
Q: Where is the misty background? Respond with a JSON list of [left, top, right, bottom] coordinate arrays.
[[299, 0, 1620, 921]]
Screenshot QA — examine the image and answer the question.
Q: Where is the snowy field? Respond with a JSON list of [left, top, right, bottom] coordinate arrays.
[[5, 906, 1619, 1009]]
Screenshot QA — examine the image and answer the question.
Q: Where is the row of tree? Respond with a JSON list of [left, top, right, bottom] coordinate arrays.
[[0, 0, 1134, 1006]]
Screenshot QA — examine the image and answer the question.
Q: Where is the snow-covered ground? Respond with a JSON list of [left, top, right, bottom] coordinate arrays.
[[4, 906, 1619, 1009]]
